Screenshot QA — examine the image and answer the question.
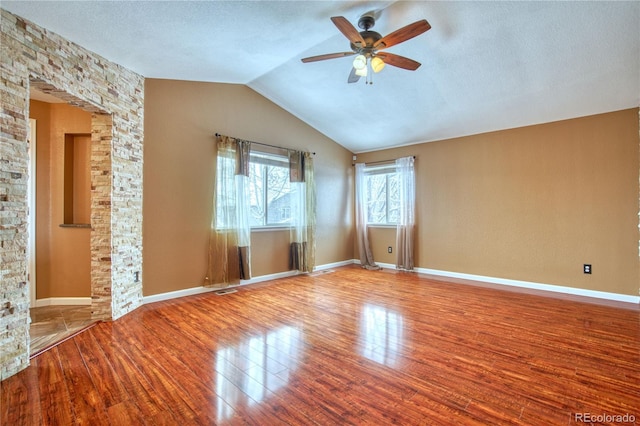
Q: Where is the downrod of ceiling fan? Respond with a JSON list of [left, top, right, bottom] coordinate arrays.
[[358, 14, 375, 31]]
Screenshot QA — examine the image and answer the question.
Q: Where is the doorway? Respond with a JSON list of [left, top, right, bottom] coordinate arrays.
[[28, 92, 96, 355]]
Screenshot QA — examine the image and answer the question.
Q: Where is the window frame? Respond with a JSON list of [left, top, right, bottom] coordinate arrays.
[[364, 163, 399, 227]]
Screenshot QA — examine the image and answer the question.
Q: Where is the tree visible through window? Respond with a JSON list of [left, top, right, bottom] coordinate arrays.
[[248, 151, 295, 227], [365, 164, 399, 225]]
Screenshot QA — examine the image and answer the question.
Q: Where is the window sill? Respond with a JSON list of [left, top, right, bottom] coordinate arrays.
[[251, 226, 290, 233], [59, 223, 91, 229], [367, 224, 397, 229]]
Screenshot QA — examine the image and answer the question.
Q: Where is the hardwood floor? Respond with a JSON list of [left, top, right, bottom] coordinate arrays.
[[2, 265, 639, 425]]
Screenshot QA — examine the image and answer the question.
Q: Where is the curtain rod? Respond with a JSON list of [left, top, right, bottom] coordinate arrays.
[[215, 133, 315, 155], [354, 155, 416, 166]]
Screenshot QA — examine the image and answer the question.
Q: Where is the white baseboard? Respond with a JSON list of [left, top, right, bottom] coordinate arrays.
[[357, 259, 639, 305], [34, 297, 92, 307], [314, 259, 355, 271], [240, 270, 301, 285], [143, 260, 361, 305], [144, 259, 640, 306], [143, 269, 305, 305], [415, 267, 640, 305], [142, 285, 224, 305]]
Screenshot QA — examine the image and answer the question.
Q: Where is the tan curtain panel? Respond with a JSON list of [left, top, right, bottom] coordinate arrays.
[[355, 163, 380, 270], [395, 156, 415, 271], [289, 151, 316, 272], [205, 136, 252, 287]]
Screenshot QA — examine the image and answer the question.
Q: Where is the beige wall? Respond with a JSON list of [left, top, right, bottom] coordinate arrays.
[[30, 100, 92, 299], [143, 79, 354, 296], [356, 109, 639, 296]]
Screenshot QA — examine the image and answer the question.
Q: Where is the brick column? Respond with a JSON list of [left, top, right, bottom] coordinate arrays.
[[1, 9, 144, 380]]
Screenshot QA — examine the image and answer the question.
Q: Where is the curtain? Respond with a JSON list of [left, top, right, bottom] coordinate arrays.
[[289, 151, 316, 272], [205, 135, 252, 286], [395, 156, 415, 271], [355, 163, 380, 270]]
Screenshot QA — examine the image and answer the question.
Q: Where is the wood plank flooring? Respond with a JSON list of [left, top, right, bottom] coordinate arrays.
[[2, 265, 639, 425], [29, 305, 96, 356]]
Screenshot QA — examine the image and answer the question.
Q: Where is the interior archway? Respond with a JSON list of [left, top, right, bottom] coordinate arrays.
[[28, 79, 115, 326]]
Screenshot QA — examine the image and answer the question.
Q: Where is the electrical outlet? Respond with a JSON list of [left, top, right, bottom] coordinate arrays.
[[583, 264, 592, 274], [388, 246, 392, 253]]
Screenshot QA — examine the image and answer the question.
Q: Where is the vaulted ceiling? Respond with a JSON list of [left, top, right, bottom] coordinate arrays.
[[3, 1, 639, 153]]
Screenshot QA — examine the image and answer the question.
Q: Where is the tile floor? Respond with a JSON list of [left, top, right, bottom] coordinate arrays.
[[29, 305, 97, 356]]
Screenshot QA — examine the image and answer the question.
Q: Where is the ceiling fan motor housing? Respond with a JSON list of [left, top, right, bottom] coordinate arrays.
[[350, 30, 383, 54]]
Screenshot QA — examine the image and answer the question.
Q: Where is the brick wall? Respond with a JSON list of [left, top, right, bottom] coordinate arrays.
[[0, 9, 144, 380]]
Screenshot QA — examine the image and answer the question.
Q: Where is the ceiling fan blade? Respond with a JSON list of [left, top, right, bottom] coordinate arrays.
[[330, 16, 366, 47], [347, 67, 360, 84], [301, 52, 355, 63], [376, 53, 421, 70], [374, 19, 431, 50]]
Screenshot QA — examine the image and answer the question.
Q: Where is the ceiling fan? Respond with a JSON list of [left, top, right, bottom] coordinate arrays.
[[301, 12, 431, 84]]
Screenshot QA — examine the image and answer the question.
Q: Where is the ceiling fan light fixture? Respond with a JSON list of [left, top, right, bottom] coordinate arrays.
[[352, 54, 367, 70], [371, 56, 385, 73], [355, 66, 368, 77]]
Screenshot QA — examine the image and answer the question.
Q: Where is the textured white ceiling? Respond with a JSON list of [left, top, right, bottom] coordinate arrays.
[[3, 1, 639, 153]]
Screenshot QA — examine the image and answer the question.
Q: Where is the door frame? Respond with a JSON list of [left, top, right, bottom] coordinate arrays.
[[28, 118, 37, 306]]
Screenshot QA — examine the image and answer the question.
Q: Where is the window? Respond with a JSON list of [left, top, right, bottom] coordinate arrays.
[[365, 164, 399, 225], [215, 148, 298, 230], [248, 151, 295, 227]]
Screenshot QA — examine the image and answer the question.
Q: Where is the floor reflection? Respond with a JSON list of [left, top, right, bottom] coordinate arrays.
[[215, 325, 303, 422], [360, 304, 405, 367]]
